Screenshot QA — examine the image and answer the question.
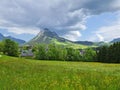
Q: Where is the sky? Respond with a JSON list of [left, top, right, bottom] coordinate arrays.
[[0, 0, 120, 42]]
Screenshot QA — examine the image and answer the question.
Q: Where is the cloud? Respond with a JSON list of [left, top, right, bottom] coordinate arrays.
[[89, 24, 120, 42], [64, 31, 81, 41], [89, 12, 120, 42], [96, 25, 120, 41], [0, 0, 120, 40], [0, 26, 40, 35], [96, 34, 104, 41], [7, 27, 40, 35]]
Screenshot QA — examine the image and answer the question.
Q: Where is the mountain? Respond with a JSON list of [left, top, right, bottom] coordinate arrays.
[[5, 36, 26, 45], [0, 33, 4, 40], [28, 28, 70, 44], [27, 28, 96, 49], [111, 38, 120, 43], [0, 33, 26, 45], [74, 41, 94, 46]]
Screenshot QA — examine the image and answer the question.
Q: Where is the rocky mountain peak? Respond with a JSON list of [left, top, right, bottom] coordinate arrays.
[[27, 28, 68, 44]]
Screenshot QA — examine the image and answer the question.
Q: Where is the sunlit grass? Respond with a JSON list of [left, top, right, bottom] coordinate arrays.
[[0, 55, 120, 90]]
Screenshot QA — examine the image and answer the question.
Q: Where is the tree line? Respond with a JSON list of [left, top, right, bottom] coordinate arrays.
[[34, 44, 96, 62], [0, 39, 120, 63], [0, 39, 96, 61], [97, 42, 120, 63]]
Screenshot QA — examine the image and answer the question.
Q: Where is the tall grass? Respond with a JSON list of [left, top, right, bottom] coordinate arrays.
[[0, 55, 120, 90]]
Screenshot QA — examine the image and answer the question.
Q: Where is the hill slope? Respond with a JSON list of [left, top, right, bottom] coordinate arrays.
[[0, 55, 120, 89]]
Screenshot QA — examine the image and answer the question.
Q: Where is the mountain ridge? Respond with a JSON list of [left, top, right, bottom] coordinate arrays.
[[27, 28, 97, 49], [1, 29, 119, 47], [110, 38, 120, 43], [27, 28, 110, 46], [0, 33, 26, 45], [74, 41, 94, 46]]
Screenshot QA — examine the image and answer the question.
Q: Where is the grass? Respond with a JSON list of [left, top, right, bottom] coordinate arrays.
[[0, 55, 120, 90]]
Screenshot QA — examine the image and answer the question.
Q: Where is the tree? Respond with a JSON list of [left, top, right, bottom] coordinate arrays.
[[97, 46, 108, 62], [109, 42, 120, 63], [83, 48, 97, 62], [3, 39, 19, 57], [58, 46, 67, 61], [35, 44, 67, 60], [35, 44, 48, 60], [46, 44, 66, 60], [97, 42, 120, 63], [66, 48, 82, 61], [47, 44, 58, 60]]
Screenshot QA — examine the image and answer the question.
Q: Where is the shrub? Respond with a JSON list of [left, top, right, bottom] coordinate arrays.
[[3, 39, 19, 57]]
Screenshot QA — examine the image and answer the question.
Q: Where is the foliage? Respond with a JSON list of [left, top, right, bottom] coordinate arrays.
[[35, 44, 67, 61], [83, 48, 97, 62], [35, 44, 48, 60], [0, 55, 120, 90], [47, 44, 67, 60], [66, 48, 82, 61], [34, 44, 97, 61], [97, 42, 120, 63], [3, 39, 19, 57]]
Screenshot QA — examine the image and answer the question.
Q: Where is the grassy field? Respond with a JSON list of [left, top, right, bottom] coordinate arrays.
[[0, 55, 120, 90]]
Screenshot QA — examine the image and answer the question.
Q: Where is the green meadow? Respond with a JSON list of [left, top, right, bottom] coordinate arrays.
[[0, 55, 120, 90]]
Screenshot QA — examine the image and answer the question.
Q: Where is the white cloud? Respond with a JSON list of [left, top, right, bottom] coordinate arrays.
[[96, 25, 120, 41], [89, 11, 120, 42], [64, 31, 81, 41], [7, 27, 40, 35], [89, 25, 120, 42], [0, 26, 40, 35], [96, 34, 104, 41]]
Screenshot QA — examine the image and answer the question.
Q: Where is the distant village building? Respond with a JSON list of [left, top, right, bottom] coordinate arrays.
[[21, 49, 34, 57], [79, 49, 85, 56], [20, 45, 34, 57]]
